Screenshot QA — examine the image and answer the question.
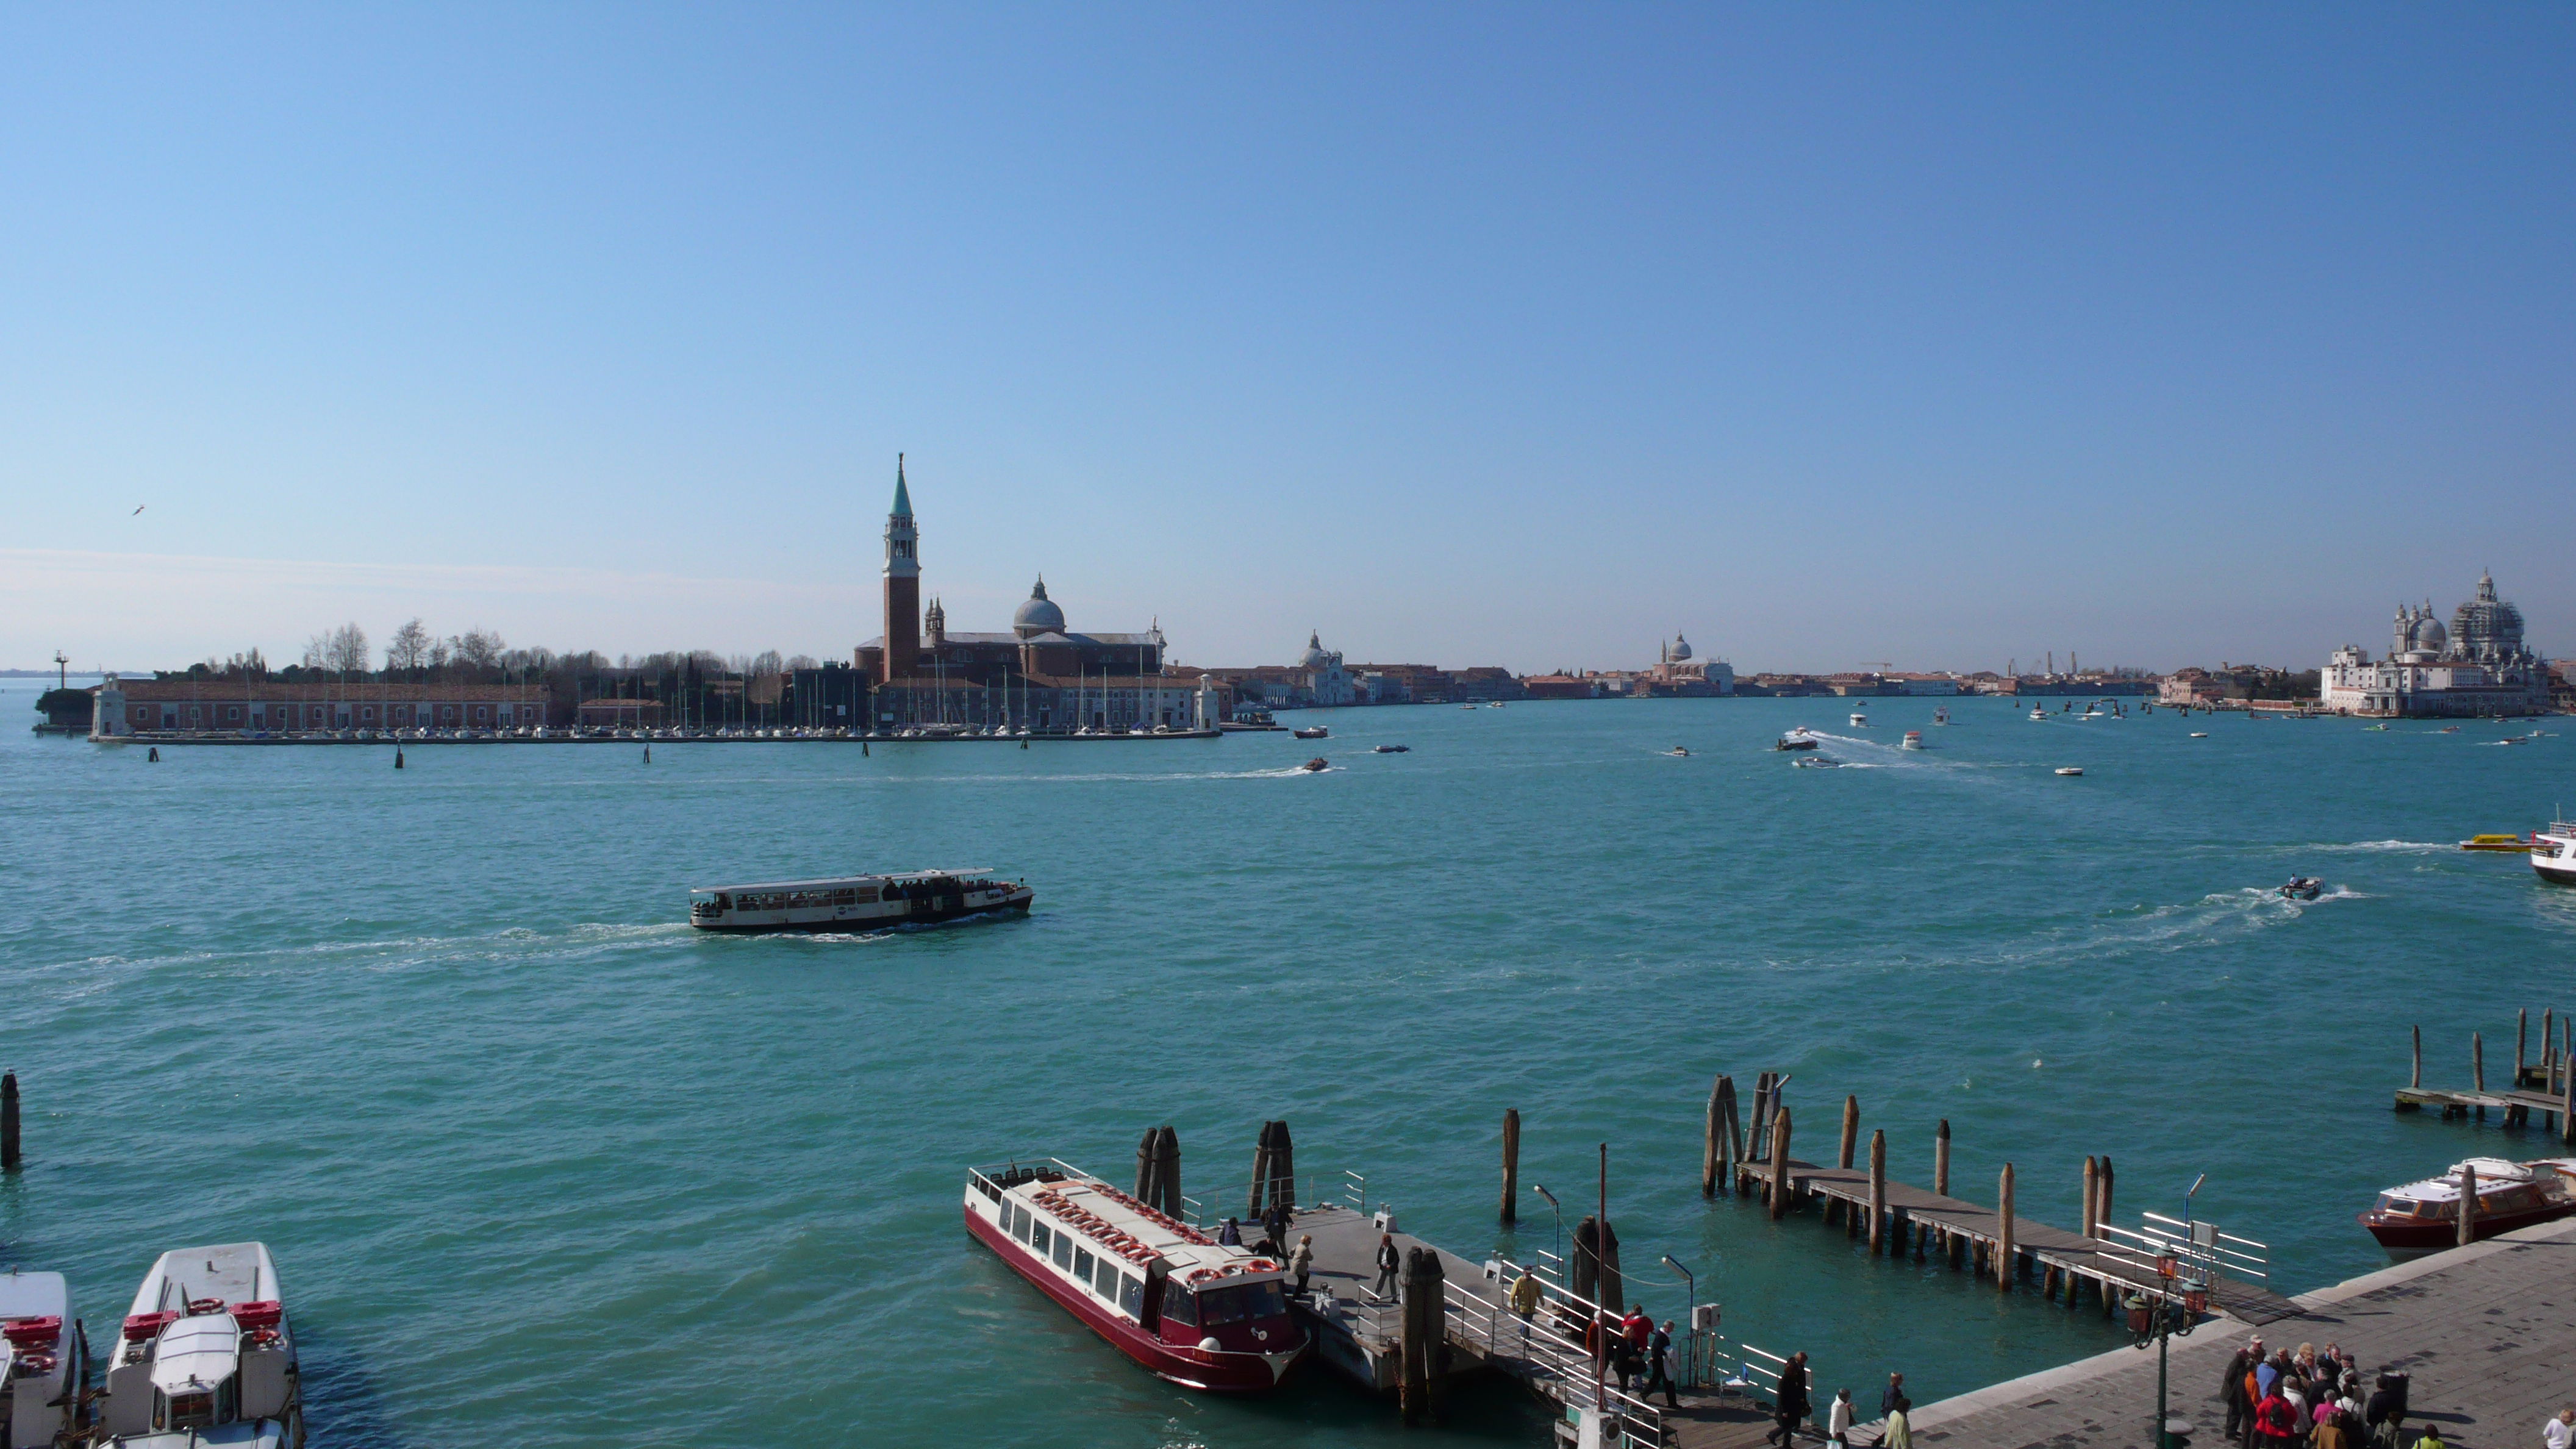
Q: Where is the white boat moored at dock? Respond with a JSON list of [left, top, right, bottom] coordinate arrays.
[[3, 1270, 82, 1449], [690, 871, 1034, 933], [98, 1242, 301, 1449]]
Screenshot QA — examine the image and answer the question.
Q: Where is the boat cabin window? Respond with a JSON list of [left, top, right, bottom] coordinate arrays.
[[2381, 1197, 2419, 1215], [1119, 1275, 1145, 1317], [1198, 1281, 1287, 1326], [1093, 1258, 1120, 1299], [1159, 1281, 1199, 1328], [1075, 1247, 1096, 1283], [1029, 1222, 1049, 1256], [1052, 1234, 1075, 1270]]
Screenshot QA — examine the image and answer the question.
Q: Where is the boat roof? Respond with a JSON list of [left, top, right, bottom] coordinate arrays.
[[0, 1269, 68, 1321], [2381, 1157, 2554, 1202], [151, 1315, 242, 1395], [692, 870, 997, 893], [986, 1165, 1286, 1281], [127, 1243, 277, 1318]]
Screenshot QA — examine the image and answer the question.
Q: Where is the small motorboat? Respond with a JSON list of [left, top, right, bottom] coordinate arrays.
[[2030, 707, 2049, 721], [2360, 1158, 2576, 1251], [1792, 756, 1841, 769], [1933, 707, 1950, 726], [1371, 744, 1409, 754], [1, 1270, 84, 1448], [2364, 723, 2389, 732], [1665, 746, 1689, 757], [1487, 701, 1504, 708], [1300, 758, 1328, 773], [2533, 821, 2576, 886], [2461, 834, 2530, 853], [1848, 712, 1868, 727], [1292, 727, 1328, 740], [98, 1242, 302, 1447], [2189, 731, 2209, 738], [2439, 726, 2460, 734], [2280, 877, 2323, 901], [2053, 767, 2083, 776], [1900, 731, 1923, 750], [1773, 731, 1819, 752]]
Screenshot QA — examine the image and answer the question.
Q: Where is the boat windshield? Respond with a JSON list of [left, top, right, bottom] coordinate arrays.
[[1197, 1281, 1288, 1325], [2379, 1197, 2419, 1215]]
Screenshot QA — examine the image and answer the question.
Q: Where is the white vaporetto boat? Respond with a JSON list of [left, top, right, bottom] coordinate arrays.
[[98, 1243, 302, 1449], [689, 871, 1034, 932], [2534, 822, 2576, 887], [3, 1270, 84, 1449]]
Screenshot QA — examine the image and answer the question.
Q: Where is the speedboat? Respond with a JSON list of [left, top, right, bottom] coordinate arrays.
[[2189, 731, 2209, 738], [690, 871, 1034, 932], [1371, 744, 1409, 754], [1900, 731, 1923, 750], [2360, 1158, 2576, 1251], [2280, 877, 2323, 901], [965, 1159, 1308, 1392], [1291, 727, 1328, 740], [1299, 758, 1328, 773], [1665, 746, 1689, 757], [2, 1270, 84, 1449], [2533, 822, 2576, 886], [1792, 756, 1841, 769], [2460, 834, 2530, 853], [1848, 712, 1867, 727], [2030, 707, 2048, 721], [1773, 730, 1819, 752], [1933, 707, 1949, 726], [2053, 767, 2083, 776], [97, 1242, 303, 1448]]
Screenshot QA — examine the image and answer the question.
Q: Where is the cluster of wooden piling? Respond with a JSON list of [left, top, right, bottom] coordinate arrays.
[[2399, 1012, 2576, 1141], [2, 1072, 19, 1171], [1132, 1125, 1182, 1214], [1398, 1246, 1448, 1423], [1247, 1120, 1297, 1215]]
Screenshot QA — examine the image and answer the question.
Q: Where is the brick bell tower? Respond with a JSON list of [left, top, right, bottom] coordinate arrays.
[[881, 454, 920, 683]]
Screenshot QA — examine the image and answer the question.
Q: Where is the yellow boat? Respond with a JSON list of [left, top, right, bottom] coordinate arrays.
[[2461, 833, 2530, 852]]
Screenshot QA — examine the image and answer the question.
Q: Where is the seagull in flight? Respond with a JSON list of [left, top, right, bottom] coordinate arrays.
[[132, 504, 146, 515]]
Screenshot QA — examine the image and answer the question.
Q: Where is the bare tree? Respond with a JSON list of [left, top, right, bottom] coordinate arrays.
[[449, 627, 505, 670], [325, 623, 370, 676], [750, 649, 784, 677], [386, 618, 432, 671], [785, 654, 820, 671]]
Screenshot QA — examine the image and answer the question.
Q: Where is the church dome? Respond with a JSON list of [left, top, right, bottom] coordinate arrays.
[[1300, 631, 1333, 670], [1013, 578, 1066, 638], [2410, 612, 2447, 654], [1669, 633, 1693, 662]]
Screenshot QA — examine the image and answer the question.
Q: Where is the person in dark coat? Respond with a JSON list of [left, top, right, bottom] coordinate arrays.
[[1373, 1233, 1400, 1298], [2221, 1343, 2258, 1440], [1770, 1351, 1811, 1447]]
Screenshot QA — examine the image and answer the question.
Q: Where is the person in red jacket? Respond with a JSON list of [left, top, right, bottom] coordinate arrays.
[[2253, 1386, 2302, 1446]]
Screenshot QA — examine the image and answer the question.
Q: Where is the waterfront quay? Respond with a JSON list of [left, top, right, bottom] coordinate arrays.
[[1907, 1215, 2576, 1448]]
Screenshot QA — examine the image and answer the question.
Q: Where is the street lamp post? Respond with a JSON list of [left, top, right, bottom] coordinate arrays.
[[1530, 1184, 1562, 1282], [1660, 1254, 1696, 1388]]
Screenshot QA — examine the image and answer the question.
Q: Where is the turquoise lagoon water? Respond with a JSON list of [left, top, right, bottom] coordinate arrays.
[[4, 682, 2573, 1447]]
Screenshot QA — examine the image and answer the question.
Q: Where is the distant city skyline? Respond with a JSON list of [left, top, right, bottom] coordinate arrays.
[[4, 7, 2570, 673]]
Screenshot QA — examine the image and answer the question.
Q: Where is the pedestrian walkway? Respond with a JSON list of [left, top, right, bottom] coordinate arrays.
[[1902, 1215, 2576, 1448]]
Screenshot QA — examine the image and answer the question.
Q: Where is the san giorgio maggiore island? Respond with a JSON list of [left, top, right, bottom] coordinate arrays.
[[38, 459, 2575, 742]]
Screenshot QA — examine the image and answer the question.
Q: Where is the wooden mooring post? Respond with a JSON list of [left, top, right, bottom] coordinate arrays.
[[1997, 1164, 2016, 1291], [1500, 1109, 1520, 1224], [2082, 1156, 2098, 1239], [1934, 1118, 1950, 1198], [1, 1072, 18, 1171], [2098, 1156, 2114, 1236], [2458, 1162, 2478, 1248], [1867, 1129, 1886, 1253], [2412, 1025, 2422, 1089], [1839, 1095, 1859, 1170], [1701, 1076, 1728, 1198], [1767, 1106, 1794, 1220], [2519, 1009, 2530, 1085]]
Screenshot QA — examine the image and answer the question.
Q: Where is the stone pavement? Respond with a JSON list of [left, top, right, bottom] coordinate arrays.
[[1900, 1215, 2576, 1448]]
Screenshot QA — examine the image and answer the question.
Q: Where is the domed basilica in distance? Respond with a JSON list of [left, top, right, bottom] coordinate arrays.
[[2322, 571, 2553, 717]]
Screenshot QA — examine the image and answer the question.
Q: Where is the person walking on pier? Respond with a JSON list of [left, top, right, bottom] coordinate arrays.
[[1769, 1350, 1811, 1448], [1373, 1232, 1399, 1299], [1648, 1322, 1679, 1409], [1881, 1372, 1906, 1419], [1288, 1234, 1314, 1295], [1219, 1217, 1243, 1247], [1826, 1387, 1854, 1448], [2220, 1344, 2256, 1443], [1881, 1396, 1912, 1449], [1262, 1201, 1290, 1256], [2542, 1408, 2574, 1449]]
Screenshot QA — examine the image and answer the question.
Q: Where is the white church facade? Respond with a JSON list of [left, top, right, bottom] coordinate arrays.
[[2321, 572, 2552, 717]]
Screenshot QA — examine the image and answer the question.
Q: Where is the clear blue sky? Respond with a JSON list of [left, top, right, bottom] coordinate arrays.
[[4, 4, 2569, 674]]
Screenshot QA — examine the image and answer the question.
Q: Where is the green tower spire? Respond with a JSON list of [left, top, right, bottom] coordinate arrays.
[[892, 452, 912, 517]]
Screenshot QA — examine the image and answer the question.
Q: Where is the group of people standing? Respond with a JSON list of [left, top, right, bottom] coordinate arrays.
[[2220, 1337, 2417, 1448]]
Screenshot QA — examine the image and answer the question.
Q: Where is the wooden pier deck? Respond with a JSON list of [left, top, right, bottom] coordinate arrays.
[[1905, 1214, 2576, 1448], [1734, 1156, 2304, 1326]]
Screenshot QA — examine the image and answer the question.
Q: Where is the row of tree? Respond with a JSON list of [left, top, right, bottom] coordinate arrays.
[[171, 621, 832, 686]]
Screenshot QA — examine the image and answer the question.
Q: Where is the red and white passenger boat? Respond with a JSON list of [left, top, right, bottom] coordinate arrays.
[[964, 1159, 1308, 1392]]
